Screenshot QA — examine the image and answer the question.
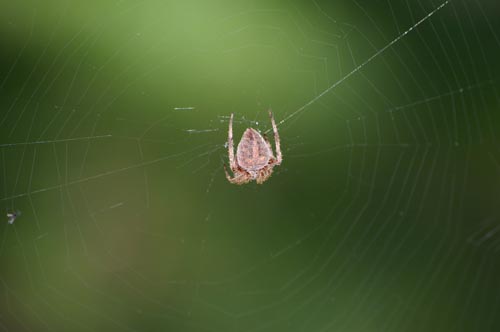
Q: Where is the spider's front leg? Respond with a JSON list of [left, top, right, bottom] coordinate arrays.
[[268, 109, 282, 165], [263, 134, 279, 166], [227, 113, 238, 172], [256, 167, 273, 184]]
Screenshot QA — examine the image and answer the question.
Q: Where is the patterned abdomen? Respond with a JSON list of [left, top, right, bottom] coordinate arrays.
[[236, 128, 272, 171]]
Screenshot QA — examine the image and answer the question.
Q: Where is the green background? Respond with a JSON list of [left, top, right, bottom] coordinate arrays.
[[1, 0, 500, 331]]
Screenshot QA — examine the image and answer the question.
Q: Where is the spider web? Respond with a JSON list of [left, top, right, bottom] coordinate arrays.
[[1, 0, 500, 331]]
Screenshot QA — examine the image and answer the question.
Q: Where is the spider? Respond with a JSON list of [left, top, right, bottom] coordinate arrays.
[[224, 110, 282, 185]]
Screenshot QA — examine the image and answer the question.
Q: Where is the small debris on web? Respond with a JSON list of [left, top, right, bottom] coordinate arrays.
[[174, 107, 195, 111], [7, 210, 21, 224], [185, 128, 219, 134], [217, 115, 259, 126]]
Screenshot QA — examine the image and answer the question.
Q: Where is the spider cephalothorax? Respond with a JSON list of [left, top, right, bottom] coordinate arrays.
[[224, 110, 282, 185]]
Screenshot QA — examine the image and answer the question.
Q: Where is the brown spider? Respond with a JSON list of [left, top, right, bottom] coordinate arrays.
[[224, 110, 282, 185]]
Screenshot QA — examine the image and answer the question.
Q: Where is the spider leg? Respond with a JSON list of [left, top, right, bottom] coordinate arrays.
[[268, 109, 282, 165], [224, 164, 247, 184], [263, 133, 280, 166], [227, 113, 238, 172], [224, 164, 234, 181], [225, 165, 251, 185], [256, 167, 273, 184]]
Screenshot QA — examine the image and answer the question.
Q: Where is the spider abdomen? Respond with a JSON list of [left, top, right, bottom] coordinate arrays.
[[236, 128, 272, 171]]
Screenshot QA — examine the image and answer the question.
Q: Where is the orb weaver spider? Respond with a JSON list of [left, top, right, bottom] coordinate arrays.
[[224, 110, 282, 185]]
